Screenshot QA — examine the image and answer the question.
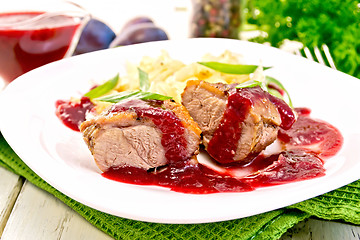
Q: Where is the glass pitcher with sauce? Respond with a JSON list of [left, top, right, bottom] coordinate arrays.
[[0, 0, 90, 84]]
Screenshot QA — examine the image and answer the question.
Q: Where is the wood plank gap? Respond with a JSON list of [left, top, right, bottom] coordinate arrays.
[[0, 177, 25, 237]]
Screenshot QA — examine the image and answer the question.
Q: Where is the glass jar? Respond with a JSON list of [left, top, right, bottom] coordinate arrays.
[[190, 0, 241, 38]]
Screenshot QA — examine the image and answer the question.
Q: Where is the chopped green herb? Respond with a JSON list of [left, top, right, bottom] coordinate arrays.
[[138, 92, 173, 101], [95, 90, 172, 103], [87, 68, 172, 104], [265, 76, 293, 108], [235, 80, 265, 89], [84, 74, 119, 99], [94, 90, 141, 103], [267, 87, 284, 100], [198, 62, 271, 74], [138, 67, 150, 92], [234, 76, 293, 108]]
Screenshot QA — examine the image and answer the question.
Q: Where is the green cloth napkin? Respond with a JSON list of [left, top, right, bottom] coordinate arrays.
[[0, 133, 359, 240]]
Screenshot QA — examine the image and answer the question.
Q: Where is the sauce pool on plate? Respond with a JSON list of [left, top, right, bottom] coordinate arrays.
[[55, 95, 344, 194]]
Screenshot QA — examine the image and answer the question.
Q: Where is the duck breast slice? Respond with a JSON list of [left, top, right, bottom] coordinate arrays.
[[80, 99, 201, 171], [181, 80, 295, 164]]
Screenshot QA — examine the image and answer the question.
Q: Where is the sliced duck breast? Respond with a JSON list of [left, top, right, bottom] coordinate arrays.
[[80, 99, 201, 171], [182, 80, 295, 164]]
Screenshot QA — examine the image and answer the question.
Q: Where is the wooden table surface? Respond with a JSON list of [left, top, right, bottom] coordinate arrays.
[[1, 1, 360, 239]]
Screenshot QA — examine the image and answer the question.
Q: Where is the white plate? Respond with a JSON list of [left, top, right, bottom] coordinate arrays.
[[1, 38, 360, 224]]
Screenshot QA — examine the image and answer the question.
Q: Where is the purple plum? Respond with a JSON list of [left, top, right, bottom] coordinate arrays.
[[74, 18, 116, 55], [110, 23, 169, 47]]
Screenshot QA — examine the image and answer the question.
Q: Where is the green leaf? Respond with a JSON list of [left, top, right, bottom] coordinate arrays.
[[95, 90, 172, 103], [84, 74, 119, 99], [138, 68, 150, 92], [265, 76, 293, 108], [198, 62, 271, 75]]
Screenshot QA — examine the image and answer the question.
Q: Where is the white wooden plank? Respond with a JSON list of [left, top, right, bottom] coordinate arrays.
[[281, 218, 360, 239], [1, 181, 113, 240], [309, 219, 360, 239], [0, 167, 24, 236]]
